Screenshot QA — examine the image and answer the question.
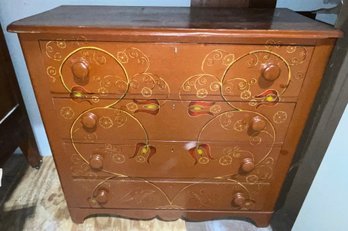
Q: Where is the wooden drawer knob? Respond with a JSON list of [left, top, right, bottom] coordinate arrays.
[[90, 154, 103, 170], [95, 189, 108, 204], [240, 158, 255, 173], [81, 112, 98, 130], [232, 192, 246, 207], [250, 116, 266, 132], [72, 61, 89, 85], [262, 64, 281, 81]]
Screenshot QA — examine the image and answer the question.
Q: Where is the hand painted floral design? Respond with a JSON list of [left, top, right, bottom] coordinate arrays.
[[60, 107, 74, 120], [188, 144, 214, 165], [130, 143, 157, 164], [99, 116, 113, 129], [273, 111, 288, 124]]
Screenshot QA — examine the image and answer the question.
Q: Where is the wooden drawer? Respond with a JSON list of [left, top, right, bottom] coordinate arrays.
[[66, 140, 281, 182], [71, 178, 271, 211], [42, 41, 313, 102], [53, 98, 295, 143]]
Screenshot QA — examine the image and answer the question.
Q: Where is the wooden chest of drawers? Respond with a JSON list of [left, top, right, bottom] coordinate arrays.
[[9, 6, 341, 227]]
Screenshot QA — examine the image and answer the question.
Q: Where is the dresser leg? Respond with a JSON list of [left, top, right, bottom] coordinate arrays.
[[19, 117, 42, 169], [69, 208, 88, 224], [250, 213, 272, 227]]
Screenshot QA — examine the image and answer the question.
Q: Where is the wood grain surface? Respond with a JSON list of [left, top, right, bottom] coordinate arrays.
[[8, 6, 341, 39]]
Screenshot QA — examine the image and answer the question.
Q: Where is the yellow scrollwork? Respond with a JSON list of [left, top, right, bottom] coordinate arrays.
[[45, 40, 67, 61], [46, 66, 57, 83]]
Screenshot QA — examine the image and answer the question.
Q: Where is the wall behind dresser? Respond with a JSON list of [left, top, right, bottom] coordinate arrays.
[[292, 104, 348, 231]]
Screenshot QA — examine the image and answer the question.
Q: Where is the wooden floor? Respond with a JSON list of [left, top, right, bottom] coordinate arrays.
[[0, 155, 272, 231]]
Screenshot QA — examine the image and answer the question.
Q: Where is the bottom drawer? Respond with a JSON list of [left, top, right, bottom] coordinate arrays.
[[70, 178, 270, 211]]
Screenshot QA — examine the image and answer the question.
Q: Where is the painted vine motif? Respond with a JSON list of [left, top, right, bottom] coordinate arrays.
[[46, 39, 308, 210]]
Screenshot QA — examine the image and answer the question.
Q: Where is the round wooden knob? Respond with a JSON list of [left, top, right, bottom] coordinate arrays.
[[250, 116, 266, 132], [240, 158, 255, 173], [232, 192, 246, 207], [262, 64, 281, 81], [81, 112, 98, 130], [95, 189, 108, 204], [90, 154, 103, 170], [72, 61, 89, 85]]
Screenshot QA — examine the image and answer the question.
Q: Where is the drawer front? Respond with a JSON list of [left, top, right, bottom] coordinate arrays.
[[43, 40, 305, 215], [71, 178, 270, 211], [54, 99, 295, 143], [66, 141, 281, 181], [41, 41, 313, 102]]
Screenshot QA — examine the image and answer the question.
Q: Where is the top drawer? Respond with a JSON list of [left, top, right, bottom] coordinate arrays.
[[41, 40, 313, 102]]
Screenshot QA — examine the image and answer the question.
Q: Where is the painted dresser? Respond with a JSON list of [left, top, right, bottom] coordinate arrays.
[[8, 6, 341, 226]]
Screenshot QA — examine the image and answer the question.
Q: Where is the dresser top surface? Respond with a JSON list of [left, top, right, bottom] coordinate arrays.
[[8, 6, 341, 39]]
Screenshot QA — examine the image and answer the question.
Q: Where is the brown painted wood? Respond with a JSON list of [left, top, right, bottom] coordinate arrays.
[[191, 0, 276, 8], [53, 99, 294, 143], [263, 40, 336, 211], [9, 6, 341, 227], [42, 42, 313, 100], [71, 179, 271, 211], [0, 25, 41, 168], [191, 0, 250, 7], [68, 207, 273, 227], [8, 6, 341, 39], [65, 141, 282, 180]]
